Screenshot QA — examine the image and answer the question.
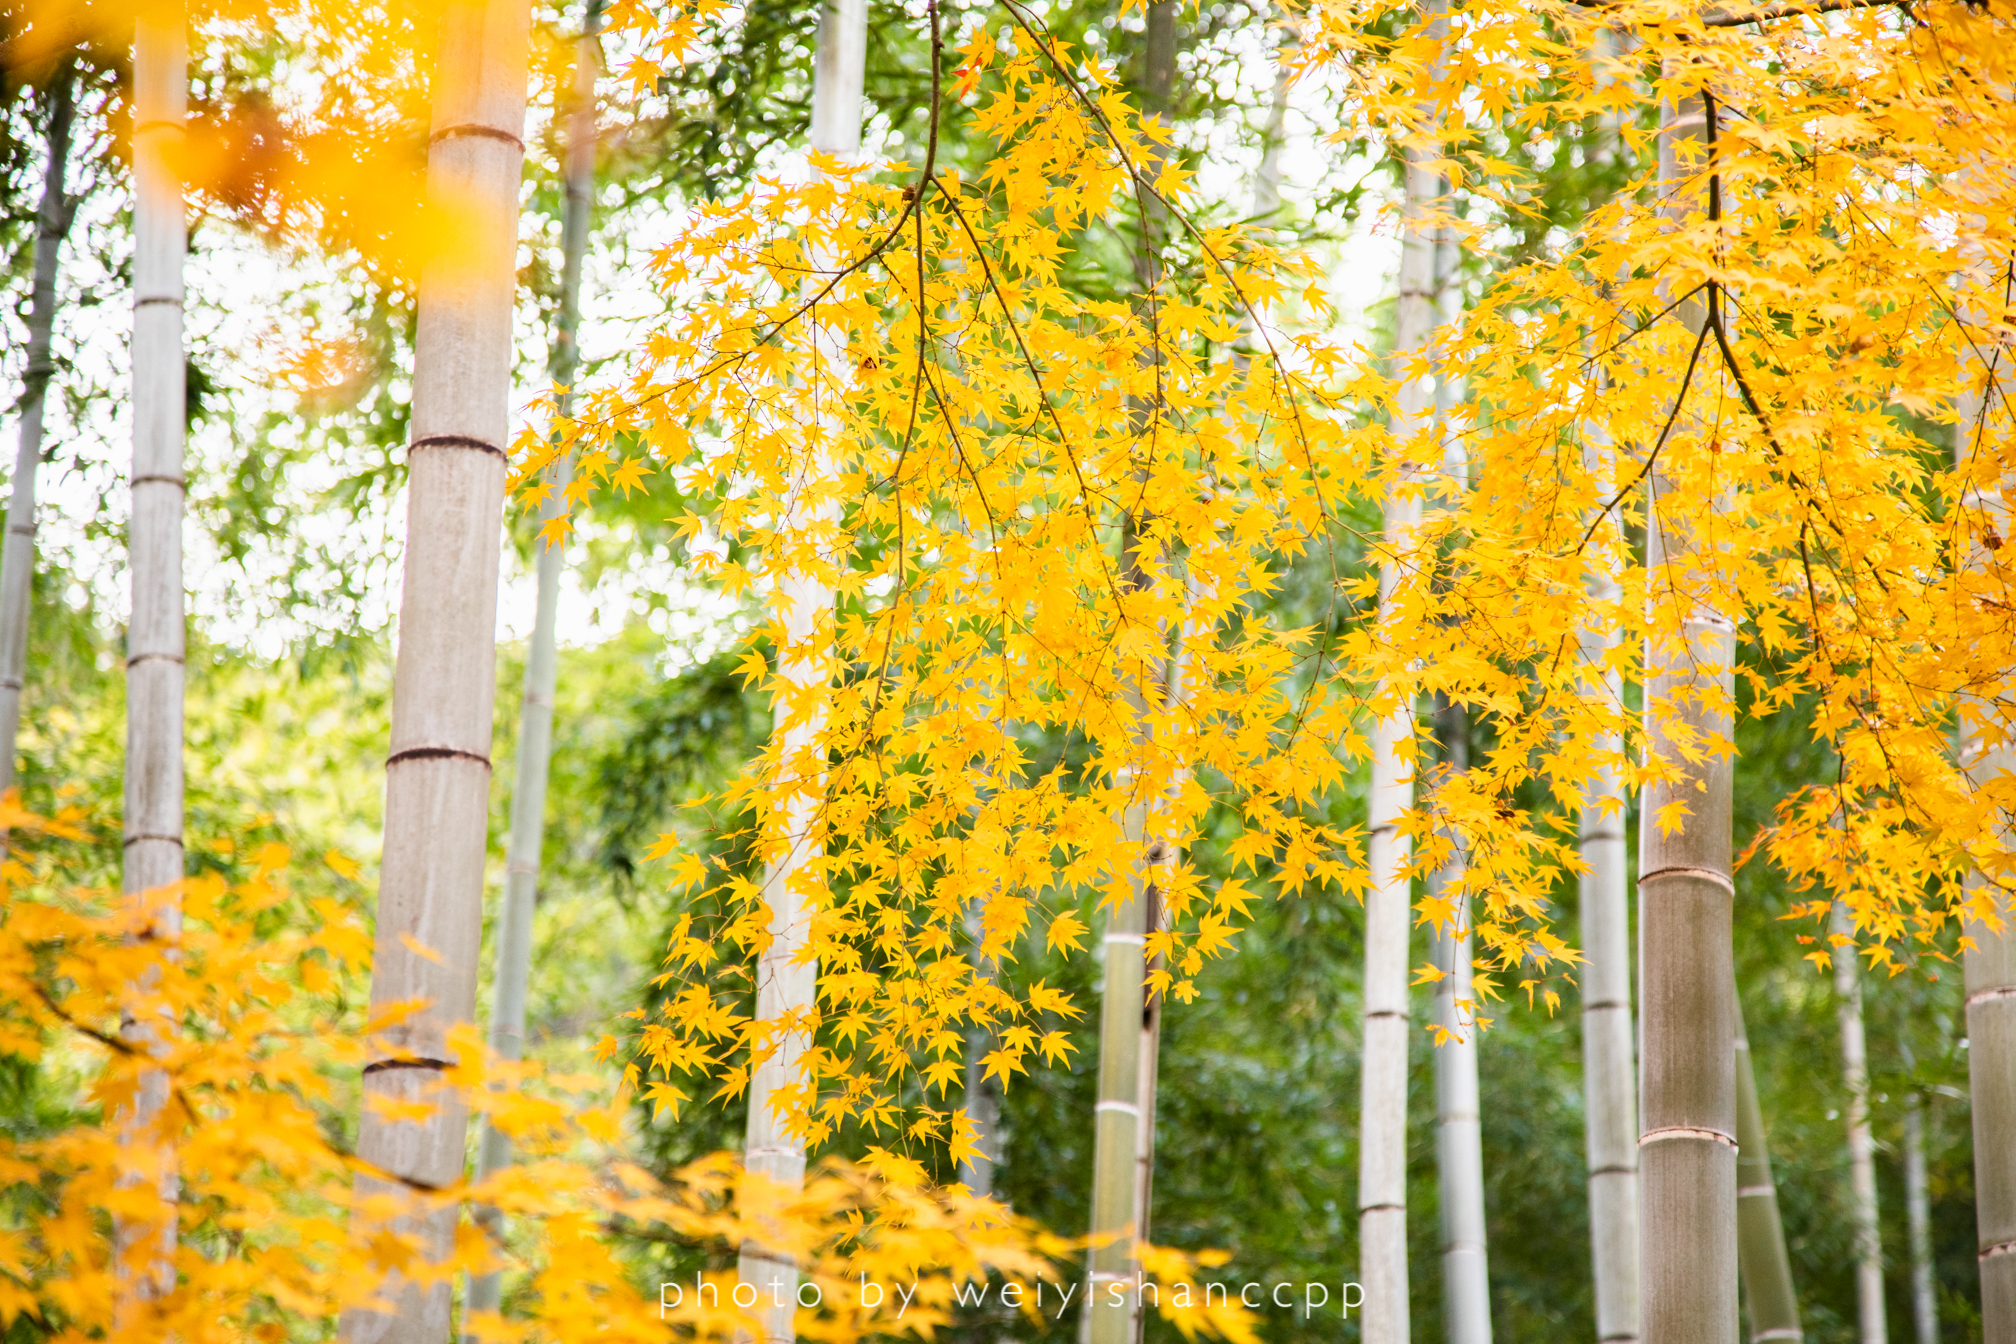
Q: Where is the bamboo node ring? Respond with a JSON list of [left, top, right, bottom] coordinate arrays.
[[1635, 864, 1735, 895], [1638, 1124, 1735, 1149]]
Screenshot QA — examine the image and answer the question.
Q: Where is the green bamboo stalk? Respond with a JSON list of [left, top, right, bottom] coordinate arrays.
[[1734, 997, 1800, 1343], [0, 61, 75, 801]]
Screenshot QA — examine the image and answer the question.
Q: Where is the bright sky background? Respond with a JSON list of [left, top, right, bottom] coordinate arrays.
[[13, 6, 1404, 676]]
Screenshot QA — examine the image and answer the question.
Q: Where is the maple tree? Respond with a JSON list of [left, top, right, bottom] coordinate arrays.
[[574, 0, 2016, 1332], [537, 35, 1399, 1282], [1295, 0, 2016, 1334], [0, 802, 1191, 1344]]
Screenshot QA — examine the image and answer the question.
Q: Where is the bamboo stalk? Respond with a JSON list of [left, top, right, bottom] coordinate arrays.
[[115, 6, 187, 1321], [1581, 705, 1640, 1344], [1428, 240, 1489, 1344], [959, 900, 1001, 1199], [958, 1041, 1001, 1197], [1084, 823, 1147, 1344], [734, 4, 863, 1339], [1580, 29, 1640, 1344], [1131, 878, 1163, 1344], [1954, 321, 2014, 1344], [1085, 469, 1182, 1344], [0, 61, 75, 799], [1832, 903, 1888, 1344], [1084, 9, 1178, 1342], [1581, 517, 1640, 1344], [1637, 70, 1738, 1344], [342, 4, 529, 1341], [1359, 7, 1446, 1338], [1962, 804, 2016, 1338], [1902, 1090, 1936, 1344], [1948, 127, 2016, 1335], [461, 3, 601, 1332], [1431, 698, 1491, 1344], [1249, 18, 1292, 225], [1127, 591, 1194, 1344], [1734, 996, 1801, 1343]]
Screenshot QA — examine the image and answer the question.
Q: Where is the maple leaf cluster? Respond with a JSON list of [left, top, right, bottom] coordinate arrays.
[[540, 0, 2016, 1149]]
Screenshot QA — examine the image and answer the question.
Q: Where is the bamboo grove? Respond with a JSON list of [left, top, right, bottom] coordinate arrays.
[[0, 0, 2013, 1342]]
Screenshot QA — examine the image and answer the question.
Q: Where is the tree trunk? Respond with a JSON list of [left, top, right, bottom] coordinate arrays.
[[115, 7, 187, 1320], [1957, 342, 2016, 1344], [1083, 10, 1177, 1343], [1734, 996, 1801, 1343], [463, 3, 600, 1332], [735, 3, 863, 1339], [1963, 751, 2016, 1337], [1132, 880, 1163, 1344], [1902, 1092, 1936, 1344], [1249, 19, 1291, 224], [1637, 71, 1737, 1344], [1580, 28, 1641, 1344], [0, 61, 75, 798], [1432, 699, 1491, 1344], [958, 903, 1001, 1198], [1085, 822, 1148, 1344], [1580, 483, 1640, 1344], [1832, 903, 1888, 1344], [1360, 6, 1445, 1337], [1128, 602, 1192, 1344], [341, 4, 529, 1342]]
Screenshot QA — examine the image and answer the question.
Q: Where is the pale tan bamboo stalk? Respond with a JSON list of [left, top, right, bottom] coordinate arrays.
[[1249, 19, 1292, 225], [1637, 69, 1738, 1344], [1427, 235, 1491, 1344], [1954, 262, 2016, 1344], [1734, 996, 1801, 1343], [0, 62, 75, 798], [1131, 877, 1163, 1344], [1579, 32, 1641, 1344], [958, 1044, 1001, 1196], [1126, 586, 1196, 1344], [1581, 516, 1640, 1344], [1961, 731, 2016, 1335], [1581, 660, 1640, 1344], [1901, 1090, 1936, 1344], [1430, 698, 1491, 1344], [1084, 823, 1148, 1344], [461, 4, 600, 1333], [1359, 7, 1445, 1338], [733, 6, 863, 1340], [1085, 527, 1180, 1344], [958, 899, 1001, 1199], [1083, 9, 1179, 1341], [114, 5, 187, 1320], [1832, 903, 1889, 1344], [341, 5, 528, 1342]]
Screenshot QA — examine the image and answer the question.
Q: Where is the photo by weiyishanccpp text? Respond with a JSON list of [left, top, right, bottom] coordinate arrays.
[[659, 1275, 1369, 1320]]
